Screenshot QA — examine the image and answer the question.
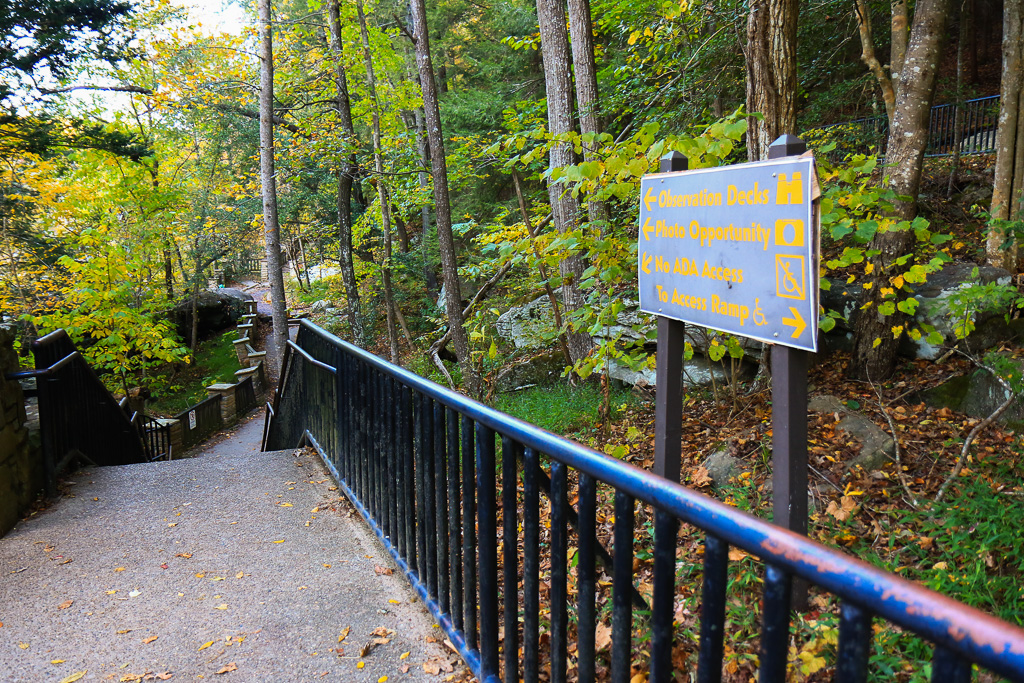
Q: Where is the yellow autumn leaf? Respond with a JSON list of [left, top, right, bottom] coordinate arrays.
[[215, 604, 228, 610], [199, 641, 215, 651], [399, 651, 410, 660], [51, 659, 65, 664], [891, 274, 905, 289], [236, 571, 244, 579], [273, 540, 285, 544], [357, 662, 365, 669], [143, 635, 158, 644], [114, 567, 125, 572], [864, 262, 874, 275], [18, 642, 28, 649], [59, 673, 86, 683], [378, 677, 388, 683], [338, 626, 350, 643]]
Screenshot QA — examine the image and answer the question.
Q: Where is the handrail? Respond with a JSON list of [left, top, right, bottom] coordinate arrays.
[[4, 351, 78, 380], [285, 339, 337, 374], [266, 319, 1024, 682]]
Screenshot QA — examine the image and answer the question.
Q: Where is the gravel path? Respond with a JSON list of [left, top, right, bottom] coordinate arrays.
[[0, 414, 458, 682]]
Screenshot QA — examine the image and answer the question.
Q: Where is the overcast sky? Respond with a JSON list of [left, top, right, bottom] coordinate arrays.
[[173, 0, 249, 35]]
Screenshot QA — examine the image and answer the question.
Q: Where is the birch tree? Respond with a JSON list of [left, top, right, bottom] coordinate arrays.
[[259, 0, 289, 377]]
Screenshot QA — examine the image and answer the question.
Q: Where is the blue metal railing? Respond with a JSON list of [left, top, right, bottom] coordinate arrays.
[[264, 319, 1024, 682]]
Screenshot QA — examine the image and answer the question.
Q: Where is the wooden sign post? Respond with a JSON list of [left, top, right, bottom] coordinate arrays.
[[647, 135, 817, 611]]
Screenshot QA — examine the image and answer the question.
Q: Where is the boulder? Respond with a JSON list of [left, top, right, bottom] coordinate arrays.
[[808, 395, 894, 471], [494, 350, 569, 392], [819, 261, 1019, 360], [704, 447, 748, 486], [172, 289, 253, 338], [495, 293, 655, 351], [919, 357, 1024, 428], [310, 299, 332, 314]]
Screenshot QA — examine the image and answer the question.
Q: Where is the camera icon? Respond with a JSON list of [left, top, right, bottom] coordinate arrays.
[[774, 218, 805, 247]]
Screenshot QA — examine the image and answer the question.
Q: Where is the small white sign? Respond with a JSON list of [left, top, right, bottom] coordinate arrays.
[[189, 410, 197, 430]]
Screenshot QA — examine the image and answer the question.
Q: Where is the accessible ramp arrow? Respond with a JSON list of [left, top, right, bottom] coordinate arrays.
[[782, 307, 806, 338]]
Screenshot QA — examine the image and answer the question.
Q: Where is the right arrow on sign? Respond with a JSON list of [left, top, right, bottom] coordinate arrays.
[[782, 307, 806, 338]]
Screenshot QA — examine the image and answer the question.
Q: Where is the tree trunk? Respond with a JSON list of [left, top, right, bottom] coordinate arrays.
[[409, 0, 480, 395], [854, 0, 897, 123], [415, 107, 439, 293], [327, 0, 366, 346], [536, 0, 592, 364], [259, 0, 289, 378], [745, 0, 799, 160], [947, 2, 967, 200], [988, 0, 1024, 271], [567, 0, 608, 227], [850, 0, 951, 381], [356, 0, 401, 364]]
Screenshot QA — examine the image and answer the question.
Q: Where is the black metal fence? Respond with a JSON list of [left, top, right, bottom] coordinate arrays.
[[264, 320, 1024, 683], [817, 95, 1000, 158], [174, 394, 222, 450], [132, 413, 172, 461], [235, 376, 257, 417], [4, 330, 148, 494]]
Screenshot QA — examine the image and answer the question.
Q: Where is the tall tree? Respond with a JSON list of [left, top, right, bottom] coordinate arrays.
[[536, 0, 592, 364], [854, 0, 910, 124], [259, 0, 289, 377], [326, 0, 366, 345], [987, 0, 1024, 271], [408, 0, 480, 395], [567, 0, 608, 227], [850, 0, 952, 380], [744, 0, 799, 160], [356, 0, 400, 364]]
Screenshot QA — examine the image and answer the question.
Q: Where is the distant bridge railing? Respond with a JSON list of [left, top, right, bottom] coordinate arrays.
[[264, 319, 1024, 683], [816, 94, 1000, 158]]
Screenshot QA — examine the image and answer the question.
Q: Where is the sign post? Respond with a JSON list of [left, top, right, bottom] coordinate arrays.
[[644, 135, 817, 609]]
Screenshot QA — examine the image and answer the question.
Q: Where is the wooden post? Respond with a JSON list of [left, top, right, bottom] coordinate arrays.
[[768, 133, 810, 611], [653, 151, 688, 484]]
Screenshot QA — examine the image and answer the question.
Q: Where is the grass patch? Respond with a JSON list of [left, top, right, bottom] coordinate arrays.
[[148, 329, 241, 416], [494, 382, 639, 437]]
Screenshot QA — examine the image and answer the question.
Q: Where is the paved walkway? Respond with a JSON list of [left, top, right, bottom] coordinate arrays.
[[0, 414, 458, 682]]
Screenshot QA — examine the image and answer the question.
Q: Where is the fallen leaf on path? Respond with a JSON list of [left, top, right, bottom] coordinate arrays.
[[168, 523, 177, 527], [400, 664, 409, 673], [399, 652, 410, 660], [142, 636, 158, 644], [373, 566, 393, 576], [114, 567, 125, 572], [235, 571, 244, 579], [198, 641, 214, 651], [214, 663, 237, 674], [176, 553, 192, 559], [160, 564, 168, 570], [388, 599, 399, 604], [356, 662, 365, 669], [58, 673, 86, 683], [278, 502, 293, 507], [58, 599, 73, 610], [273, 540, 285, 544], [116, 629, 132, 634], [377, 677, 388, 682], [51, 659, 65, 664], [18, 642, 28, 649], [423, 657, 453, 674], [370, 627, 395, 637], [215, 604, 228, 610], [155, 674, 173, 680], [106, 590, 117, 595], [129, 590, 141, 598], [338, 626, 350, 643]]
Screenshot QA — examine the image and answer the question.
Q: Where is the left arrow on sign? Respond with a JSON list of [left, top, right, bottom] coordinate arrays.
[[642, 218, 653, 241], [782, 307, 806, 338], [644, 187, 657, 211], [641, 253, 652, 274]]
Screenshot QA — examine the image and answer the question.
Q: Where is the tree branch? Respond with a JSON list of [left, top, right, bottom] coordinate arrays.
[[39, 84, 154, 95]]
